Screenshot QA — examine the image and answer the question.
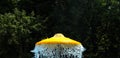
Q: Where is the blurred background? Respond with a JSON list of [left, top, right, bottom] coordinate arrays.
[[0, 0, 120, 58]]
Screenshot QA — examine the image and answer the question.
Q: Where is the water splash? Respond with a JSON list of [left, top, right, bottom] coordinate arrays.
[[31, 33, 85, 58], [31, 44, 85, 58]]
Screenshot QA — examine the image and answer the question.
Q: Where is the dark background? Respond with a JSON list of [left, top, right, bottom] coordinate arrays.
[[0, 0, 120, 58]]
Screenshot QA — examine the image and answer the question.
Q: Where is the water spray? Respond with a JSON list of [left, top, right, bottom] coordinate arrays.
[[31, 33, 85, 58]]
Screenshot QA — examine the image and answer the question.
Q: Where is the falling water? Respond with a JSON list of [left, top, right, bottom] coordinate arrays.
[[31, 44, 85, 58]]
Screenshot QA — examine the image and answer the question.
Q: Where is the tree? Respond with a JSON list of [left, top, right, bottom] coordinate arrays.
[[0, 8, 45, 58]]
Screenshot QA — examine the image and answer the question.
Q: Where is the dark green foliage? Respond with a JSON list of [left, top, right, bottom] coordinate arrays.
[[0, 0, 120, 58], [0, 8, 45, 58]]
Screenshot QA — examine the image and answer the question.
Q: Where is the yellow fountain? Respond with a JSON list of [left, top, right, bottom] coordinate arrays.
[[31, 33, 85, 58]]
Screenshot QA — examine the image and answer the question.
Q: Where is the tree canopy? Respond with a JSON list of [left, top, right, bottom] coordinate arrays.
[[0, 0, 120, 58]]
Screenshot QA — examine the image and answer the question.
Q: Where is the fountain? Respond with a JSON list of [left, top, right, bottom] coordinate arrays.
[[31, 33, 85, 58]]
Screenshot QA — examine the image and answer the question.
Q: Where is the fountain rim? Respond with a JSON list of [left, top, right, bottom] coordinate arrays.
[[36, 33, 81, 45]]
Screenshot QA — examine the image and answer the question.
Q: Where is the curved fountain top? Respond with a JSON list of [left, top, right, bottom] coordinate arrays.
[[36, 33, 81, 45]]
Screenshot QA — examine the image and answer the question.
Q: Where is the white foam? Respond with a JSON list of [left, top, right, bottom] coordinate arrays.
[[31, 44, 85, 58]]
